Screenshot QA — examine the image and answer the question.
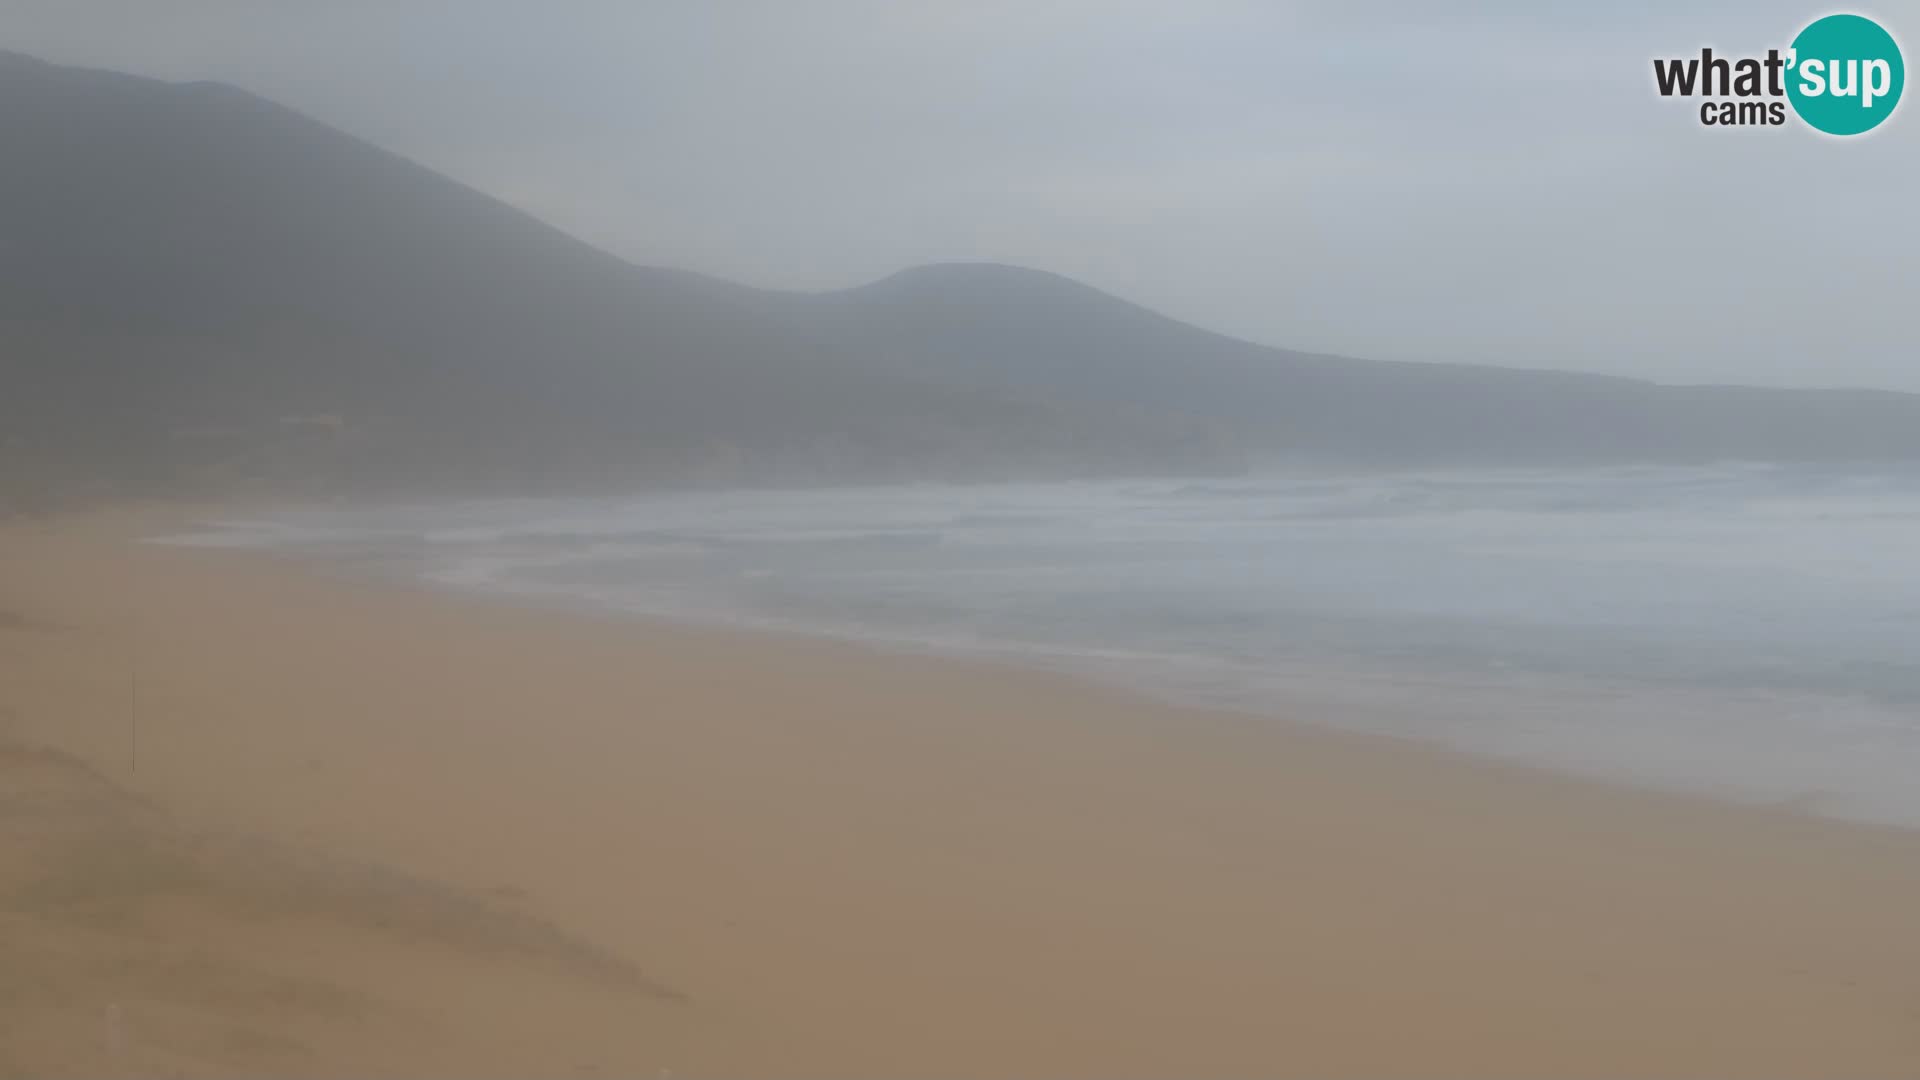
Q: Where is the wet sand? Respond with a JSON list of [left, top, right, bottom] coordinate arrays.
[[3, 509, 1920, 1077]]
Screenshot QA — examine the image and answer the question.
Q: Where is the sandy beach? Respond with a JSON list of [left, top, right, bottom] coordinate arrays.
[[4, 509, 1920, 1078]]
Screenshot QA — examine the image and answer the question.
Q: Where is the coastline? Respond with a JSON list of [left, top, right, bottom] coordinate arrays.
[[5, 509, 1920, 1076]]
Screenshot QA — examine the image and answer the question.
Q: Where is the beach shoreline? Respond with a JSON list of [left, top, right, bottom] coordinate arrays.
[[4, 508, 1920, 1076]]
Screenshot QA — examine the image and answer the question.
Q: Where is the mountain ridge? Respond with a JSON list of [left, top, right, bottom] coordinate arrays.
[[6, 51, 1920, 506]]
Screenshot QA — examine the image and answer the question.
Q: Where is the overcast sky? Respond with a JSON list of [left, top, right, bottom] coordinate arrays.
[[7, 1, 1916, 390]]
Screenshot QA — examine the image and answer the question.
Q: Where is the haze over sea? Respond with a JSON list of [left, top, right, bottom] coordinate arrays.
[[171, 463, 1920, 827]]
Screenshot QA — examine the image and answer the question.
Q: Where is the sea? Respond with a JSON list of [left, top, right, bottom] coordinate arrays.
[[161, 462, 1920, 828]]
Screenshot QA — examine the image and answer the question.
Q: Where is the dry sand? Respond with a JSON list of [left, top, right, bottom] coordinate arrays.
[[3, 508, 1920, 1077]]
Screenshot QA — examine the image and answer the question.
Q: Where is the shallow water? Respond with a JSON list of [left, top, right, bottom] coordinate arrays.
[[164, 463, 1920, 827]]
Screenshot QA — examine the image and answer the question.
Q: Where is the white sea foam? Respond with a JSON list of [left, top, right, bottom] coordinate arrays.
[[163, 464, 1920, 827]]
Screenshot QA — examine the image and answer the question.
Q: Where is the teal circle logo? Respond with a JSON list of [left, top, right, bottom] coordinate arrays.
[[1787, 14, 1904, 135]]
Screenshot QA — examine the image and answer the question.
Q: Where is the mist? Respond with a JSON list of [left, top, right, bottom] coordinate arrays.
[[6, 0, 1916, 391], [8, 7, 1920, 1077]]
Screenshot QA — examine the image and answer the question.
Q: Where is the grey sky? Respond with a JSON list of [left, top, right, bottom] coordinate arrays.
[[7, 1, 1916, 390]]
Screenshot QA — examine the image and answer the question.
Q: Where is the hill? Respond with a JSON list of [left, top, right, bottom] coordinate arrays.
[[5, 50, 1920, 503]]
